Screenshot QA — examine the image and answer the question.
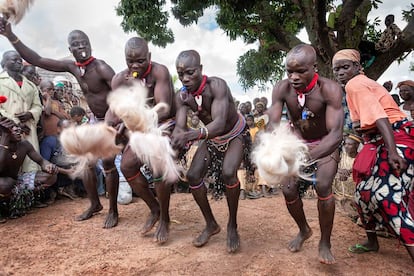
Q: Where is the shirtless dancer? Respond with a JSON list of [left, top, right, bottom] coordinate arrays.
[[0, 19, 120, 228], [109, 37, 176, 243], [267, 44, 343, 264], [172, 50, 249, 253]]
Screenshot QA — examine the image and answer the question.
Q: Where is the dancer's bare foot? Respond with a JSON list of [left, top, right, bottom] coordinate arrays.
[[319, 242, 336, 264], [192, 224, 221, 247], [140, 211, 160, 235], [226, 225, 240, 253], [153, 220, 170, 244], [75, 203, 103, 221], [103, 210, 119, 229], [288, 228, 313, 252]]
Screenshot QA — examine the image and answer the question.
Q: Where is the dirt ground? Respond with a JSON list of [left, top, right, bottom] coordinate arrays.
[[0, 192, 412, 276]]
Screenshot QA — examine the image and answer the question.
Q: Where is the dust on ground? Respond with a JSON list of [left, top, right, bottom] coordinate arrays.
[[0, 192, 412, 275]]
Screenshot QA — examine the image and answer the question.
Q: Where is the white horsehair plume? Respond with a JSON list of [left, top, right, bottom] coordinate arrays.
[[107, 83, 167, 133], [252, 123, 312, 185], [108, 82, 179, 183], [0, 0, 34, 24], [128, 131, 180, 184], [60, 122, 123, 178]]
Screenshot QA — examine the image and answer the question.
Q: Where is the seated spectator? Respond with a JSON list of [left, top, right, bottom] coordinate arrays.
[[0, 117, 59, 221], [46, 119, 79, 203], [375, 14, 403, 53]]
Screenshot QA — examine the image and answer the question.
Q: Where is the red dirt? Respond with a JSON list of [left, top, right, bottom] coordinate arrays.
[[0, 193, 412, 275]]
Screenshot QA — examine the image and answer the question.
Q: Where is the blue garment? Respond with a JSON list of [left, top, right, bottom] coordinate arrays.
[[40, 135, 58, 161]]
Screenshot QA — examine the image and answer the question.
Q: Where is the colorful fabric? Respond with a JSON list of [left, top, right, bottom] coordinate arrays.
[[345, 74, 406, 130], [354, 120, 414, 245], [205, 115, 249, 199], [17, 171, 37, 190], [9, 171, 37, 217]]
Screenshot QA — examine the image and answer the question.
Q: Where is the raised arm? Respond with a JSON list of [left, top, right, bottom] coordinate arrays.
[[0, 18, 72, 72]]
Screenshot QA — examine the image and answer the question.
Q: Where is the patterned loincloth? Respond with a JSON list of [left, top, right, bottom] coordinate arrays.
[[206, 114, 248, 199]]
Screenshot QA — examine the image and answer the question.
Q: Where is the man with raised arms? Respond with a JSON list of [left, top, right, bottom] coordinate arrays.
[[0, 19, 120, 228]]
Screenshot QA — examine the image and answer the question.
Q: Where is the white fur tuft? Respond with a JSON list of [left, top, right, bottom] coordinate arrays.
[[59, 122, 122, 178], [107, 83, 167, 133], [252, 123, 312, 184], [128, 131, 180, 184], [0, 0, 34, 24]]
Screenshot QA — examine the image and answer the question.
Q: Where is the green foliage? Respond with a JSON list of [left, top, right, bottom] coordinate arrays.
[[237, 48, 285, 91], [170, 0, 212, 26], [115, 0, 413, 88], [402, 3, 414, 22], [363, 17, 381, 42], [116, 0, 174, 47]]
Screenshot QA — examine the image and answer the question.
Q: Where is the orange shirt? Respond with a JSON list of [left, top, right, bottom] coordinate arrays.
[[345, 74, 406, 130]]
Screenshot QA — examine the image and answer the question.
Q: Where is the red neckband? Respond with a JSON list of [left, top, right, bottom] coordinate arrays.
[[191, 75, 207, 96], [75, 56, 95, 68], [295, 73, 319, 95]]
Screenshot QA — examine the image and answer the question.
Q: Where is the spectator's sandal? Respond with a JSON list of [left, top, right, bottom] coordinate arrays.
[[348, 244, 378, 254]]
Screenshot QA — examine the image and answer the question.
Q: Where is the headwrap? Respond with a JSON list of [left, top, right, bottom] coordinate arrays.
[[396, 80, 414, 89], [55, 82, 65, 88], [332, 49, 361, 64]]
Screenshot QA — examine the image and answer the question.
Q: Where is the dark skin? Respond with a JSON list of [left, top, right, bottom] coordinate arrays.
[[267, 45, 343, 264], [40, 80, 69, 136], [399, 84, 414, 114], [171, 50, 243, 253], [337, 137, 359, 181], [1, 51, 33, 134], [109, 37, 175, 244], [0, 19, 120, 228], [0, 117, 58, 198], [333, 58, 413, 261]]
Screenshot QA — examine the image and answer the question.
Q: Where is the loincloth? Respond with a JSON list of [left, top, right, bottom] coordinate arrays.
[[206, 114, 247, 199], [297, 138, 339, 197]]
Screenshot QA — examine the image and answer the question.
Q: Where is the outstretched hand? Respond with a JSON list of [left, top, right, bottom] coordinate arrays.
[[0, 16, 12, 37], [43, 163, 58, 174]]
